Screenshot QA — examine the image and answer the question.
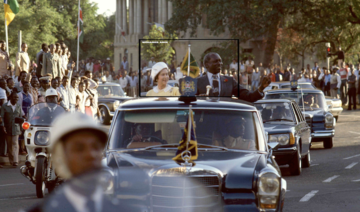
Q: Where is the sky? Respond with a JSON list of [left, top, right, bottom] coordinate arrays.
[[90, 0, 116, 17]]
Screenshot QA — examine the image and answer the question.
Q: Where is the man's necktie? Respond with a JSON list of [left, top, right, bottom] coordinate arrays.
[[212, 75, 220, 96]]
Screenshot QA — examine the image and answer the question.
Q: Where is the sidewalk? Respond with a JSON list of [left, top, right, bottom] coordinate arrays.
[[0, 155, 26, 165]]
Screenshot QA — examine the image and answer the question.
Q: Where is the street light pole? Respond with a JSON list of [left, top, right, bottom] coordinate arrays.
[[326, 42, 331, 70]]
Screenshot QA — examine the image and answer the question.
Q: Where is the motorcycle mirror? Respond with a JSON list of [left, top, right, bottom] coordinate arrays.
[[22, 122, 30, 130]]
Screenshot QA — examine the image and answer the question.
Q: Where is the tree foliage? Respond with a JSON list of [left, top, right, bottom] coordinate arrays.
[[166, 0, 360, 68], [0, 0, 114, 64], [141, 25, 177, 64]]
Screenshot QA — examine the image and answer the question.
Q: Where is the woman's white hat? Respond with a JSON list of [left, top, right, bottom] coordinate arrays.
[[151, 62, 169, 80]]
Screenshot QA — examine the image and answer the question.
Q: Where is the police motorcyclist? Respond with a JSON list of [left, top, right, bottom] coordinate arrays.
[[32, 88, 65, 124]]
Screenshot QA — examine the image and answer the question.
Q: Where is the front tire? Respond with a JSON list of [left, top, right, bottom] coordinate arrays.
[[324, 138, 333, 149], [302, 151, 311, 168], [289, 148, 302, 176], [100, 107, 111, 125], [35, 156, 47, 198]]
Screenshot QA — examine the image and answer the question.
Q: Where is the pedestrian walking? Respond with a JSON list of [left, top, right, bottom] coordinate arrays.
[[0, 91, 25, 167], [347, 69, 357, 110]]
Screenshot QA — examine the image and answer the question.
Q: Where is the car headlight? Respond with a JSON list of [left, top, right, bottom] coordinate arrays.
[[325, 113, 333, 129], [113, 100, 120, 110], [99, 169, 114, 195], [34, 131, 50, 146], [258, 172, 280, 209], [268, 134, 294, 145]]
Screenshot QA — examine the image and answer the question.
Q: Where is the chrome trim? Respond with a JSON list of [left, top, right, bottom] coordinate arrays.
[[110, 112, 114, 116], [117, 107, 257, 112], [36, 152, 48, 158], [312, 130, 335, 138], [276, 147, 296, 151]]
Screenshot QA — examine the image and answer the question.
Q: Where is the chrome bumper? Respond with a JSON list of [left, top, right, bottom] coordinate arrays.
[[110, 112, 114, 117], [330, 107, 343, 116], [312, 129, 335, 138]]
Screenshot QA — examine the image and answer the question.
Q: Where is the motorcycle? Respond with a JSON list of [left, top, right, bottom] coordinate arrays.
[[19, 103, 66, 198]]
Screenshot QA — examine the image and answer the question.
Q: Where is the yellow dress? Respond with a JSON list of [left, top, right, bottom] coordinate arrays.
[[146, 85, 181, 96]]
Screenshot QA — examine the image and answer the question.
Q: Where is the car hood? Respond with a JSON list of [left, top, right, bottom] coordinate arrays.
[[303, 110, 326, 117], [107, 149, 263, 190], [263, 123, 295, 133]]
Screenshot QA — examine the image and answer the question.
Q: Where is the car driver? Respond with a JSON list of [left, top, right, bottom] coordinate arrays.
[[213, 118, 256, 150], [303, 95, 319, 109]]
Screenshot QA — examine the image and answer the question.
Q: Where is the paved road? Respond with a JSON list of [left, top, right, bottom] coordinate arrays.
[[282, 110, 360, 211], [1, 112, 360, 212]]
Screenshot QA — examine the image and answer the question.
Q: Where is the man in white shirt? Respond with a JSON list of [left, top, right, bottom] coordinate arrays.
[[104, 70, 113, 82], [0, 78, 7, 103], [121, 56, 129, 71], [85, 59, 94, 72], [148, 57, 156, 68], [68, 77, 78, 113], [16, 43, 30, 76], [229, 59, 238, 72], [128, 72, 138, 97], [58, 76, 70, 111]]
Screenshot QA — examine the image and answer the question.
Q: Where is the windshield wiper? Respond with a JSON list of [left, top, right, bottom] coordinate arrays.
[[197, 144, 228, 151], [264, 119, 294, 123], [143, 144, 179, 150]]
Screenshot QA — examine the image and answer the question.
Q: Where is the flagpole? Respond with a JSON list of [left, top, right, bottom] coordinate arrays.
[[187, 44, 191, 76], [187, 105, 192, 151], [76, 0, 80, 73], [5, 18, 9, 55]]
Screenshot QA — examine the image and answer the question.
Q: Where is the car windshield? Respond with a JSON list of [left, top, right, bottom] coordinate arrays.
[[265, 92, 326, 111], [27, 103, 66, 126], [97, 85, 125, 97], [255, 102, 296, 123], [282, 84, 314, 89], [108, 109, 261, 151]]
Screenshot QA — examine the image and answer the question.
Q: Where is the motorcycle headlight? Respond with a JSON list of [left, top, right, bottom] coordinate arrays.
[[325, 113, 333, 129], [34, 131, 50, 146], [258, 172, 280, 209], [113, 100, 120, 110], [269, 134, 292, 145], [99, 169, 115, 195]]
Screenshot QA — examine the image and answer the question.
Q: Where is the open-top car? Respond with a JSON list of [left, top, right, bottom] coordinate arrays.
[[104, 97, 287, 211], [97, 82, 133, 125], [264, 81, 343, 121], [264, 88, 336, 149], [255, 99, 311, 176]]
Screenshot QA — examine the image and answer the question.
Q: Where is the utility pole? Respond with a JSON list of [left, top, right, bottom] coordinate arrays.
[[326, 42, 331, 71]]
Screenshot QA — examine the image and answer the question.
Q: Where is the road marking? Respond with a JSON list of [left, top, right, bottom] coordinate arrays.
[[343, 154, 360, 160], [310, 164, 319, 167], [345, 162, 358, 169], [0, 196, 36, 201], [299, 190, 319, 202], [352, 179, 360, 182], [0, 183, 24, 187], [323, 175, 339, 183]]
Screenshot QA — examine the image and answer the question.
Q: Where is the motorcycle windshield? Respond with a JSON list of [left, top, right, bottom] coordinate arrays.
[[27, 103, 66, 126]]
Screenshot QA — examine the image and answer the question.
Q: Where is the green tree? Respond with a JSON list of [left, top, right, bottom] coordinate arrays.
[[141, 25, 177, 64]]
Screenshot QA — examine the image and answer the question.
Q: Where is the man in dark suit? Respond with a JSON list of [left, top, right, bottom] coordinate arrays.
[[196, 53, 270, 102]]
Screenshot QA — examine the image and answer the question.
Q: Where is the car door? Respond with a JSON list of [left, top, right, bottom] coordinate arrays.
[[293, 103, 311, 155], [291, 103, 302, 141]]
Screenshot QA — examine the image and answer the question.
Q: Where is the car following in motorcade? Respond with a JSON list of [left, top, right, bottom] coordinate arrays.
[[255, 99, 311, 176], [264, 81, 343, 121], [264, 88, 336, 149], [97, 82, 133, 125], [104, 97, 287, 212]]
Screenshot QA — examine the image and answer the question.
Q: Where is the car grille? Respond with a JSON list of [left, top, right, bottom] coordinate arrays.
[[151, 175, 221, 212]]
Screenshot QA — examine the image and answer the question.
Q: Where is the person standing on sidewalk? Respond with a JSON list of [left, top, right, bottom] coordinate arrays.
[[0, 79, 7, 164], [330, 68, 341, 99], [0, 91, 25, 167], [347, 69, 357, 110], [338, 62, 349, 105]]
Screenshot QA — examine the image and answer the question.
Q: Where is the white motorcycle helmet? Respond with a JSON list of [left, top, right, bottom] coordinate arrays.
[[50, 112, 107, 179], [45, 88, 58, 98]]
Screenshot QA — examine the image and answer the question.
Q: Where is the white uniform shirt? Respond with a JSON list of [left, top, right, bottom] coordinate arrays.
[[119, 77, 128, 88], [58, 84, 70, 110]]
